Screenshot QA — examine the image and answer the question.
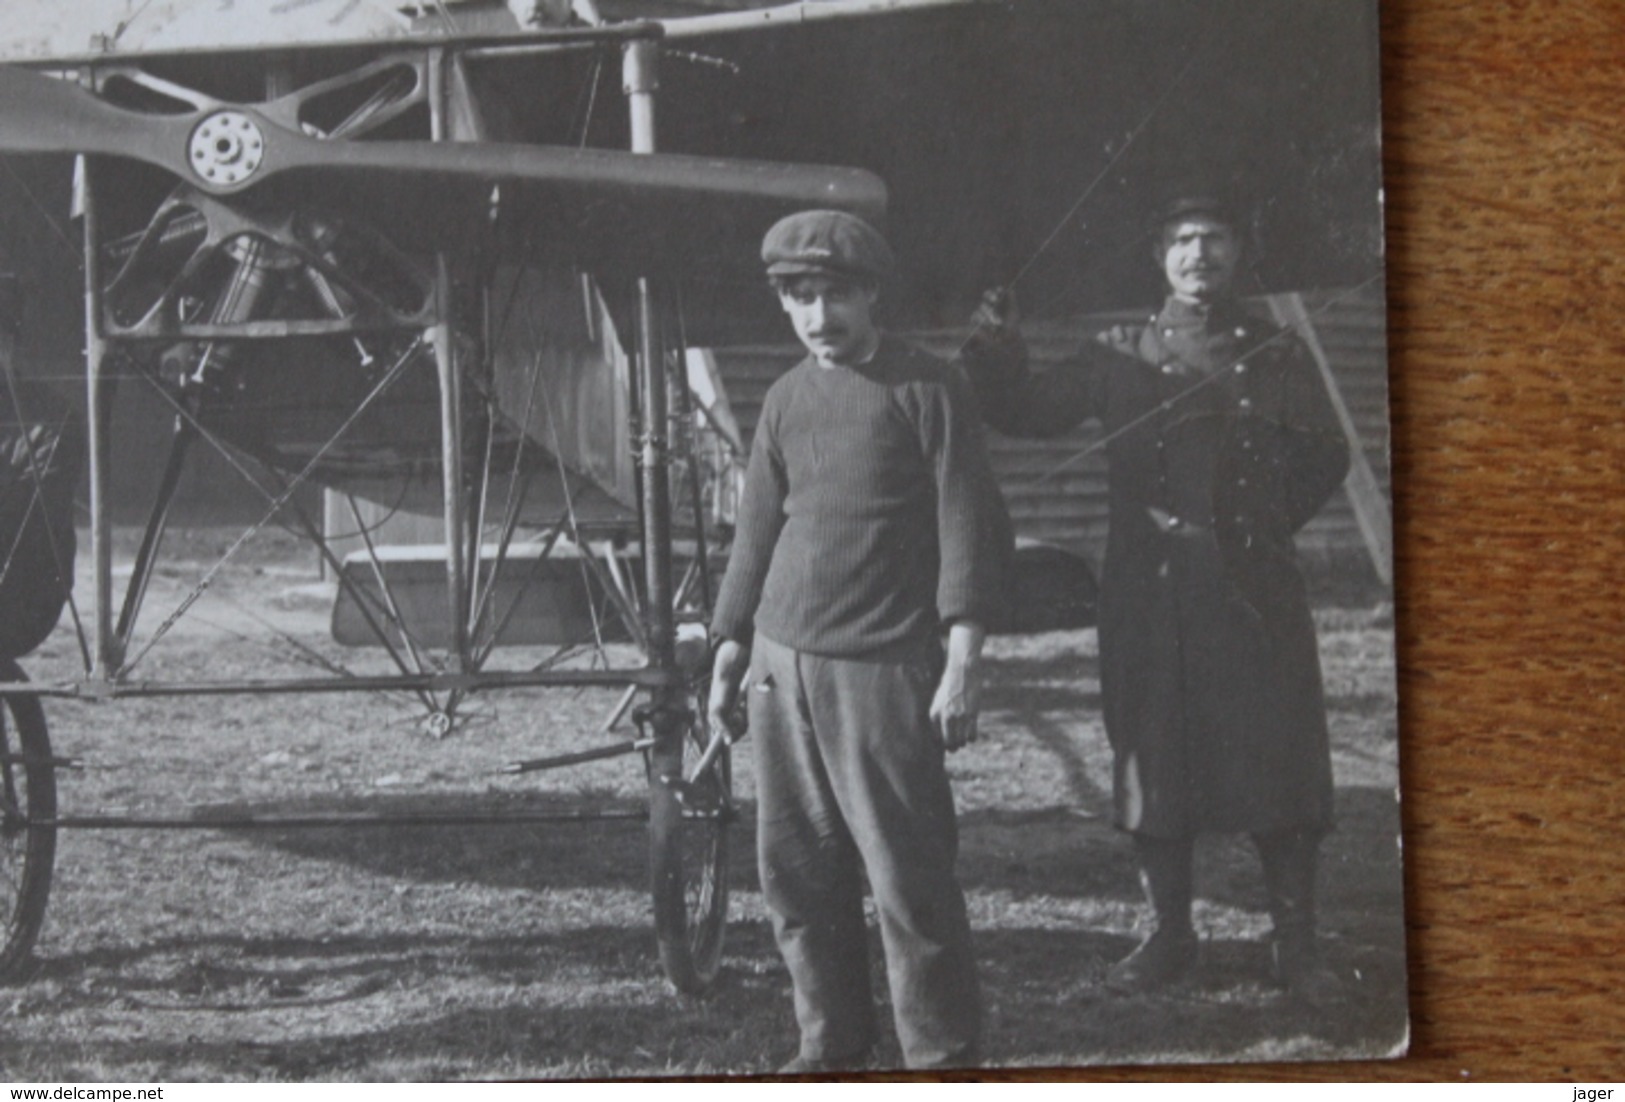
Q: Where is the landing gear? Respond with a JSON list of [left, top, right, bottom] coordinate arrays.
[[0, 661, 55, 983], [646, 681, 732, 995]]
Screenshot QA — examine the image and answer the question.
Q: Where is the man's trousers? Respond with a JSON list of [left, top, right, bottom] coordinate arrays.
[[748, 634, 981, 1069]]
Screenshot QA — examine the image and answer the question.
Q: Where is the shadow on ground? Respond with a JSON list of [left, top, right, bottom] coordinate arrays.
[[10, 784, 1404, 1076], [13, 907, 1405, 1077]]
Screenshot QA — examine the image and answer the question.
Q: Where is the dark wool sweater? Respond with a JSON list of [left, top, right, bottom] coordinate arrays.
[[711, 336, 1008, 658]]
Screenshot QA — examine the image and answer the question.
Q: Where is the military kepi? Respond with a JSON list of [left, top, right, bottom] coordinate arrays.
[[762, 210, 895, 282], [1147, 193, 1242, 233]]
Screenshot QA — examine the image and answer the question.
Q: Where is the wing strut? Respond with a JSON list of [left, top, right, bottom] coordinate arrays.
[[80, 161, 117, 681]]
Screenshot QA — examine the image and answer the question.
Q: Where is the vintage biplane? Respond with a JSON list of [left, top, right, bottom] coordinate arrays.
[[0, 0, 1383, 992]]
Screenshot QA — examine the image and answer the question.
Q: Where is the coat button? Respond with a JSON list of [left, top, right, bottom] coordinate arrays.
[[1161, 363, 1175, 374], [1234, 326, 1247, 339], [1238, 398, 1253, 411], [1163, 328, 1174, 337], [1234, 361, 1248, 375], [1238, 477, 1248, 487]]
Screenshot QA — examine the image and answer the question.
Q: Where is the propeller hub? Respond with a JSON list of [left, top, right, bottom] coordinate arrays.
[[188, 111, 266, 188]]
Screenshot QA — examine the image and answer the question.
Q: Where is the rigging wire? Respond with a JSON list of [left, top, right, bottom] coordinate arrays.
[[261, 448, 443, 712], [467, 260, 548, 656], [301, 472, 414, 545], [1, 163, 80, 268], [668, 283, 716, 619], [577, 54, 605, 149], [190, 601, 385, 697], [101, 0, 160, 51], [942, 11, 1223, 372], [338, 488, 436, 679], [118, 338, 426, 677], [1002, 13, 1219, 298], [515, 272, 616, 667], [0, 375, 90, 669], [1017, 275, 1385, 492], [926, 12, 1384, 501], [123, 365, 440, 710]]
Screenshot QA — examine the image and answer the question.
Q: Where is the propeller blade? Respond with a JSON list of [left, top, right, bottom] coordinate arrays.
[[0, 63, 885, 225], [0, 65, 195, 165], [288, 141, 885, 221]]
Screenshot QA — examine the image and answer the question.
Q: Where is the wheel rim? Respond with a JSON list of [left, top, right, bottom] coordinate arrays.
[[676, 726, 729, 974], [0, 678, 56, 982], [649, 690, 731, 994]]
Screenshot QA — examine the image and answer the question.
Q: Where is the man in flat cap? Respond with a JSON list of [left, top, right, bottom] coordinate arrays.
[[708, 209, 1007, 1071], [965, 192, 1350, 1000]]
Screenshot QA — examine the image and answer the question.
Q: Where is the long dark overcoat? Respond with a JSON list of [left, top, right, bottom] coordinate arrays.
[[966, 296, 1350, 837]]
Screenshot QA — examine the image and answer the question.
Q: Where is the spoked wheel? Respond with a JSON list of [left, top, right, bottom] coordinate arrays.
[[0, 661, 55, 983], [647, 681, 732, 994]]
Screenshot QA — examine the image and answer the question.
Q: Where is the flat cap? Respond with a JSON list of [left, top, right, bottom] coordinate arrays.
[[762, 210, 894, 282]]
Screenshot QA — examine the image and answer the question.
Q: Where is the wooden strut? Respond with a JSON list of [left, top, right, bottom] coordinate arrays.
[[57, 47, 691, 702], [79, 152, 119, 681], [502, 736, 656, 776], [429, 46, 472, 674], [624, 38, 688, 776], [0, 666, 684, 701], [1267, 292, 1395, 586], [35, 809, 658, 830]]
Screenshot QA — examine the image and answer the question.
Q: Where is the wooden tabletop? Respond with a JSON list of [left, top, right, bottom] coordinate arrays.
[[1367, 1, 1621, 1081], [1037, 1, 1624, 1083]]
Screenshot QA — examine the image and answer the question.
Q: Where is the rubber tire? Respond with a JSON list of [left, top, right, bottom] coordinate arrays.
[[0, 661, 55, 984], [648, 687, 731, 995]]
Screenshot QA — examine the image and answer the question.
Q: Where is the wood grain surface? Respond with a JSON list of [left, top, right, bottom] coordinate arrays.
[[1367, 1, 1621, 1081], [993, 1, 1625, 1083]]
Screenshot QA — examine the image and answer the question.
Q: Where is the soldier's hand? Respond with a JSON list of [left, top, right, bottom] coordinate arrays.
[[930, 656, 983, 752], [706, 638, 750, 744], [972, 287, 1020, 333]]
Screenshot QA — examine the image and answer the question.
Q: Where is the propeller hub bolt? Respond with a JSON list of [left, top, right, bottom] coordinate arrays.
[[188, 111, 266, 188]]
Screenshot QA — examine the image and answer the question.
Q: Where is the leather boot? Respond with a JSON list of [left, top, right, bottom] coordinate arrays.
[[1256, 829, 1340, 1005], [1106, 835, 1197, 993]]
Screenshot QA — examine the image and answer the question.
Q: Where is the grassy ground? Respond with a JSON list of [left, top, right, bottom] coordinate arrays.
[[0, 530, 1405, 1080]]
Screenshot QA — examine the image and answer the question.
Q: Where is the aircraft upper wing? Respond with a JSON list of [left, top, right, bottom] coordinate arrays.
[[657, 0, 992, 39], [0, 0, 419, 62]]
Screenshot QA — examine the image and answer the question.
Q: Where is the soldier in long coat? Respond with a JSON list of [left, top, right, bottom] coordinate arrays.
[[963, 194, 1350, 997]]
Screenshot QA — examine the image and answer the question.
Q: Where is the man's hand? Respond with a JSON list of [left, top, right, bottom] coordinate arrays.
[[706, 638, 750, 743], [930, 621, 986, 752], [971, 287, 1021, 334]]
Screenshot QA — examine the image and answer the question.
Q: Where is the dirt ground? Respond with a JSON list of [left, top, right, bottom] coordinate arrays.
[[0, 529, 1406, 1080]]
